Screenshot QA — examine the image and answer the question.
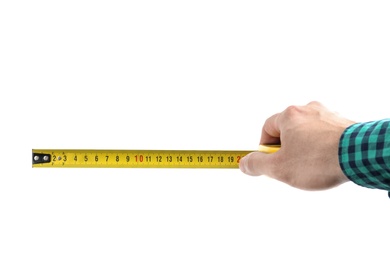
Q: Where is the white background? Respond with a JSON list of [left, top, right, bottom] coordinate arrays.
[[1, 1, 389, 259]]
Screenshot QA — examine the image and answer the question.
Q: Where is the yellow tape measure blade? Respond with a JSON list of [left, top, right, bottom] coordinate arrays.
[[32, 150, 253, 168], [258, 144, 281, 154], [32, 146, 280, 168]]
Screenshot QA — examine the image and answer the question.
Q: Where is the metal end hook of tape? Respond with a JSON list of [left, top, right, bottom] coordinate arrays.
[[32, 153, 51, 165]]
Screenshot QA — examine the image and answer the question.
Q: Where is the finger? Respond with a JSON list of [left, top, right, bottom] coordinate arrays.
[[239, 151, 273, 176], [260, 113, 281, 145]]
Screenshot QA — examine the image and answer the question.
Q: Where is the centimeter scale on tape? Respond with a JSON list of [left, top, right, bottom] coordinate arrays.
[[32, 145, 280, 168]]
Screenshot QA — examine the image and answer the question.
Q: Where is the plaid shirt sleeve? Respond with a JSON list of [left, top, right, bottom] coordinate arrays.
[[338, 119, 390, 197]]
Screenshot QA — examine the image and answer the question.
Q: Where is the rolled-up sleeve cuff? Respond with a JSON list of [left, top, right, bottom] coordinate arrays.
[[338, 120, 390, 197]]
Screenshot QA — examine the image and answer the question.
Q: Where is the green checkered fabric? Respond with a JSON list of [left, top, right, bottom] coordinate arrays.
[[339, 119, 390, 197]]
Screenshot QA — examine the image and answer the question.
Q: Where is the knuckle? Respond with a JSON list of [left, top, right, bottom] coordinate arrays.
[[307, 100, 322, 107], [282, 105, 302, 120]]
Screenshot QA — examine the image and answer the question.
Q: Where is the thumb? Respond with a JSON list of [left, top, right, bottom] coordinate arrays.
[[239, 152, 271, 176]]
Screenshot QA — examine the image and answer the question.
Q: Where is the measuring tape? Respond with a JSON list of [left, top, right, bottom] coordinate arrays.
[[32, 145, 280, 168]]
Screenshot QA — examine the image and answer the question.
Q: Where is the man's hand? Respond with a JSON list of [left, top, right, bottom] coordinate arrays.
[[239, 101, 355, 190]]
